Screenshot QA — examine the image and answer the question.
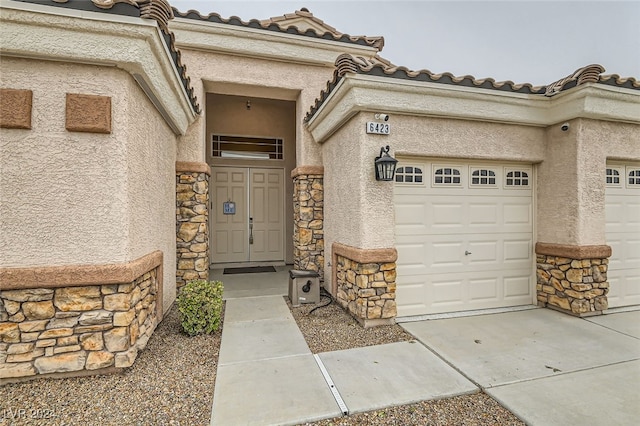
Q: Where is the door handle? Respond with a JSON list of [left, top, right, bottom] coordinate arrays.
[[249, 217, 253, 245], [465, 250, 472, 256]]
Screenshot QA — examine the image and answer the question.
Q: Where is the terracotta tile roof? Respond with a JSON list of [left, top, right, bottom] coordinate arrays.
[[14, 0, 200, 114], [305, 54, 640, 121], [171, 7, 384, 50], [545, 65, 639, 95]]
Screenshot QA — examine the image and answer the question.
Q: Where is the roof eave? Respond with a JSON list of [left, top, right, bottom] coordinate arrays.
[[170, 18, 379, 67], [306, 74, 640, 143], [0, 1, 197, 134]]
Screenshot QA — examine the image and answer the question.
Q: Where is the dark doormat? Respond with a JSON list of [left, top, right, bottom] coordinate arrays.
[[223, 266, 277, 275]]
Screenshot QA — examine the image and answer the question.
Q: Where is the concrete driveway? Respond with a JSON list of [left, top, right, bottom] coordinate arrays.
[[401, 308, 640, 425]]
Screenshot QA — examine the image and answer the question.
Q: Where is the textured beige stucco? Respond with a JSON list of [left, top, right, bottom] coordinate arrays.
[[0, 58, 129, 266], [322, 113, 640, 287], [0, 4, 196, 135], [0, 58, 177, 311], [174, 48, 335, 166], [538, 118, 640, 245], [124, 76, 177, 311], [322, 113, 546, 291]]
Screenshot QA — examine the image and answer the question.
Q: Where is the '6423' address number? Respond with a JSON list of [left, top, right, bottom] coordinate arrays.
[[366, 122, 390, 135]]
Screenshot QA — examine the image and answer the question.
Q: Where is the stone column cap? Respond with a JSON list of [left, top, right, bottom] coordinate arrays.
[[535, 242, 611, 259]]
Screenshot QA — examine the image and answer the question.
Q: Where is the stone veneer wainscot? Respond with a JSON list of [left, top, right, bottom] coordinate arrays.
[[332, 243, 397, 328], [292, 166, 325, 281], [176, 162, 210, 288], [0, 251, 163, 383], [535, 243, 611, 316]]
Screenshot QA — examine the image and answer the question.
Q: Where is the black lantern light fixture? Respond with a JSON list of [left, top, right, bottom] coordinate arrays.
[[374, 145, 398, 181]]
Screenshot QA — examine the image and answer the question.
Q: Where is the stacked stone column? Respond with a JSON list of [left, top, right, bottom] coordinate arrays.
[[332, 243, 397, 327], [176, 162, 210, 288], [292, 166, 324, 281], [535, 243, 611, 316]]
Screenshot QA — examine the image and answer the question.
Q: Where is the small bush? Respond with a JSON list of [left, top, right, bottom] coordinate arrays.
[[177, 280, 224, 336]]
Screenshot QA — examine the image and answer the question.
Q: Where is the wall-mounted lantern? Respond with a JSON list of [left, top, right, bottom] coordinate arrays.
[[374, 145, 398, 181]]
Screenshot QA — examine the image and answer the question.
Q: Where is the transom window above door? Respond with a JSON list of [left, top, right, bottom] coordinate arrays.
[[211, 134, 283, 160]]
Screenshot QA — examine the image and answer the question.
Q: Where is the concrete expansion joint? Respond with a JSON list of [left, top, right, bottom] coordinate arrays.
[[227, 316, 296, 325], [313, 354, 349, 416], [219, 352, 310, 368], [402, 333, 484, 391], [585, 319, 640, 341], [488, 359, 640, 390]]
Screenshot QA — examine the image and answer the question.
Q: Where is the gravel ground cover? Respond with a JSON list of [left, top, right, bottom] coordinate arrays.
[[3, 294, 524, 425], [289, 296, 524, 426], [286, 296, 414, 353], [300, 393, 524, 426], [1, 305, 222, 426]]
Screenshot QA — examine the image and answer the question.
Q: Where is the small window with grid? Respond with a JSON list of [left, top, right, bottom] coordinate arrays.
[[506, 170, 530, 187], [470, 168, 497, 186], [433, 167, 462, 185], [628, 168, 640, 187], [606, 168, 621, 186], [395, 166, 423, 184]]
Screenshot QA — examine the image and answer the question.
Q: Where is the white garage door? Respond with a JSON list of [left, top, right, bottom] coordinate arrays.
[[605, 164, 640, 308], [395, 161, 534, 316]]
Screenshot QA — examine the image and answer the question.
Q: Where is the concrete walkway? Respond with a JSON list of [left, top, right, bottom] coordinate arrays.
[[209, 269, 640, 425], [403, 309, 640, 425]]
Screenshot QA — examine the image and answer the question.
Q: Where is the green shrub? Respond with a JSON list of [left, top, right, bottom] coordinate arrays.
[[177, 279, 224, 336]]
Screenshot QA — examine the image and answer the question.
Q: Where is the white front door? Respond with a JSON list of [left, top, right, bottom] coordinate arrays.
[[394, 161, 534, 316], [210, 167, 284, 264], [605, 164, 640, 308]]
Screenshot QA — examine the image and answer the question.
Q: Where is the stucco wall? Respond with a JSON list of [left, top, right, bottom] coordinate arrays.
[[538, 118, 640, 246], [124, 76, 177, 311], [322, 113, 546, 290], [0, 57, 177, 311], [322, 112, 640, 290], [175, 49, 334, 167], [0, 58, 129, 266]]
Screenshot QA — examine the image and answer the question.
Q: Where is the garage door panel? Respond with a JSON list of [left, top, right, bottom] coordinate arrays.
[[432, 203, 465, 229], [504, 202, 532, 226], [398, 196, 531, 232], [607, 239, 624, 269], [431, 241, 465, 268], [605, 201, 625, 231], [395, 201, 426, 232], [504, 275, 533, 298], [468, 277, 499, 303], [467, 241, 498, 265], [606, 164, 640, 308], [395, 275, 432, 317], [504, 239, 533, 262], [608, 273, 640, 307], [395, 241, 430, 276], [397, 271, 534, 316], [432, 278, 465, 306], [620, 238, 640, 265], [628, 202, 640, 227], [395, 160, 534, 316], [468, 203, 498, 226]]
